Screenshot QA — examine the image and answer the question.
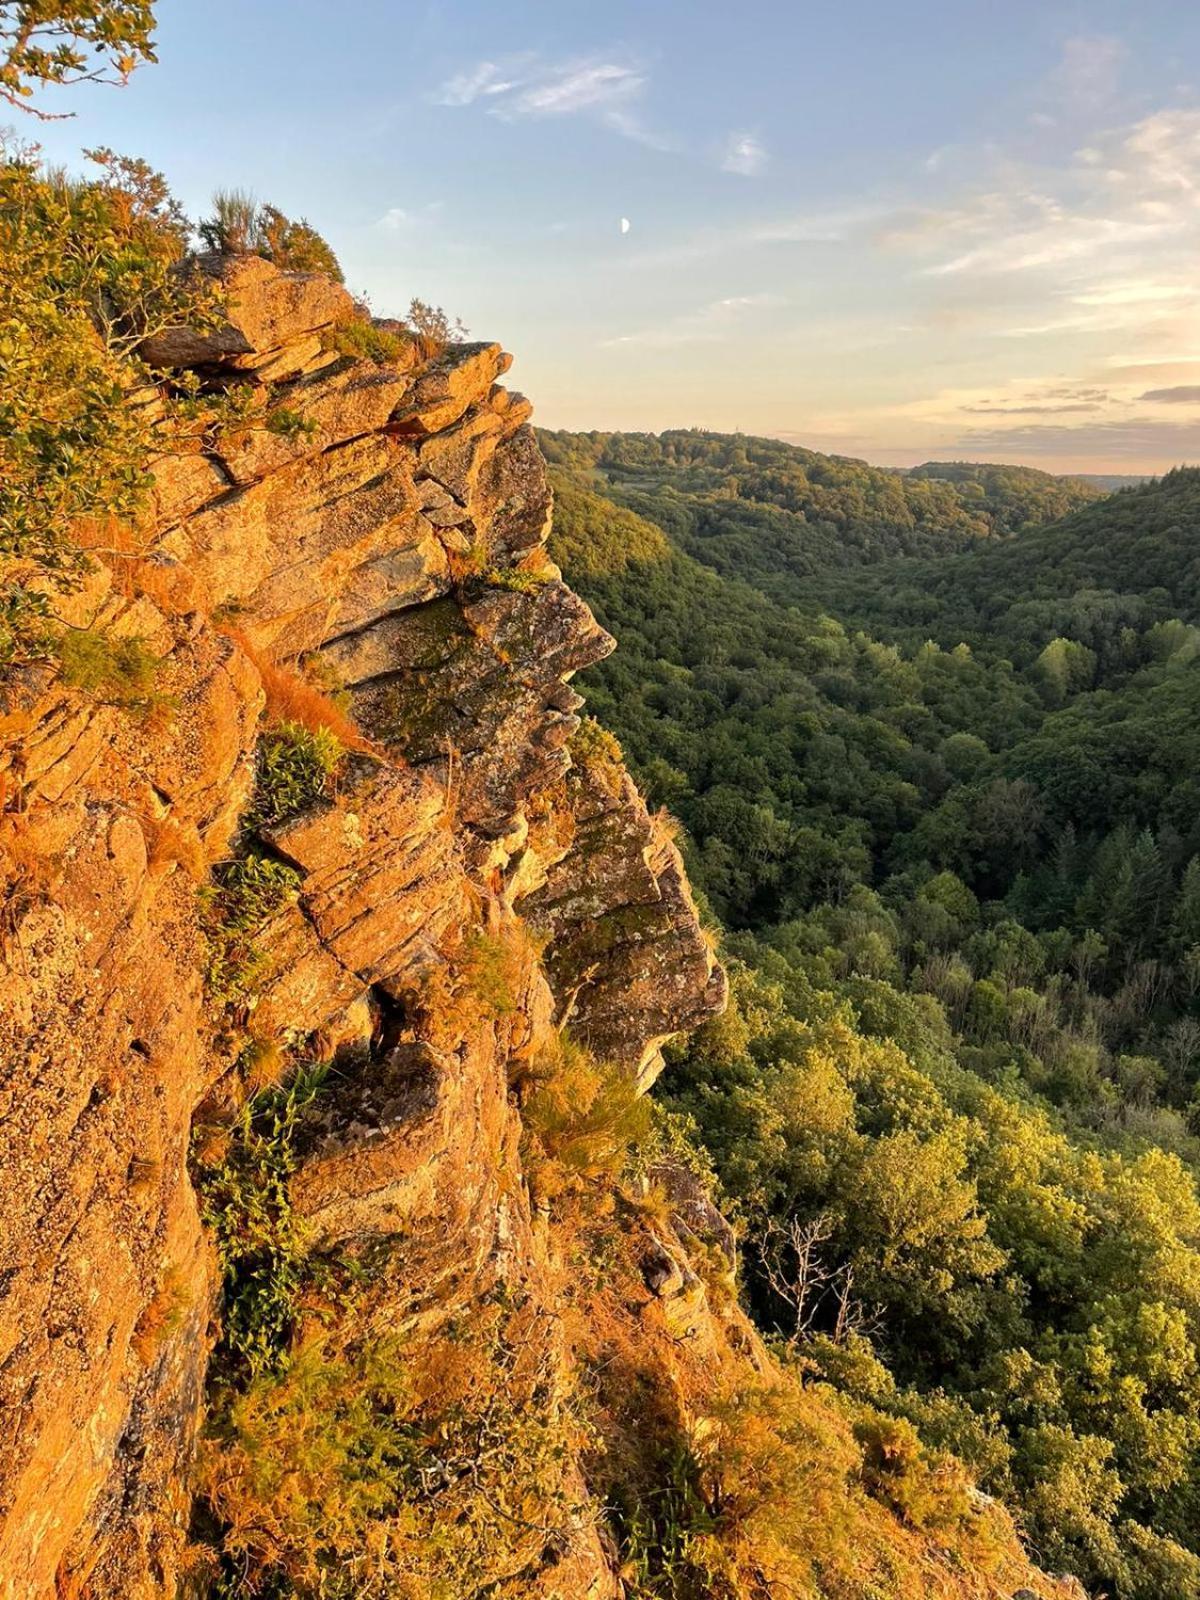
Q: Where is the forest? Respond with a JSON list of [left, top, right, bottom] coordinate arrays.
[[542, 427, 1200, 1600]]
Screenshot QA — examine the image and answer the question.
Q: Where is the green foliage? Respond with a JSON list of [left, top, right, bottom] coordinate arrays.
[[200, 1333, 416, 1599], [196, 1061, 329, 1379], [57, 625, 157, 701], [405, 296, 467, 351], [210, 852, 302, 931], [660, 961, 1200, 1598], [199, 189, 343, 281], [476, 564, 548, 594], [327, 315, 410, 366], [458, 928, 522, 1018], [248, 721, 344, 831], [0, 582, 51, 666], [549, 441, 1200, 1599], [0, 2, 156, 117], [522, 1039, 651, 1202], [569, 713, 623, 773], [0, 140, 217, 660], [907, 459, 1101, 534], [611, 1437, 719, 1599], [539, 427, 1096, 589], [201, 852, 302, 1004]]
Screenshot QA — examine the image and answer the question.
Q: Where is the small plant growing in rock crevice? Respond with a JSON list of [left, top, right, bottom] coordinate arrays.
[[327, 315, 411, 367], [569, 715, 623, 775], [194, 1059, 330, 1380], [476, 564, 550, 596], [57, 626, 159, 702], [201, 851, 302, 1007], [247, 721, 344, 831], [521, 1035, 650, 1210]]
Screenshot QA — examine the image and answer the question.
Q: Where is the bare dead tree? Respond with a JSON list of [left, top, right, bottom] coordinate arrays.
[[758, 1213, 875, 1347]]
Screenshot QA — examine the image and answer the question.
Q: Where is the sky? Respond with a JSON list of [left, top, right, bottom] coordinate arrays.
[[28, 0, 1200, 473]]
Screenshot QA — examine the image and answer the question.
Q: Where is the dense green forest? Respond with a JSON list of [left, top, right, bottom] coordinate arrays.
[[541, 428, 1100, 589], [543, 429, 1200, 1600]]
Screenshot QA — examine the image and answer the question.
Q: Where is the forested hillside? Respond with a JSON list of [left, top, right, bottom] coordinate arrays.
[[545, 435, 1200, 1600], [539, 429, 1100, 587]]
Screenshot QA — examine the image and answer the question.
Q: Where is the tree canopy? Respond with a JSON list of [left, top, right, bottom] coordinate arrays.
[[547, 431, 1200, 1600]]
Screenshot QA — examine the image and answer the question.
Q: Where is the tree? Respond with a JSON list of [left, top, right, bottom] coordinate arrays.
[[0, 1, 156, 117]]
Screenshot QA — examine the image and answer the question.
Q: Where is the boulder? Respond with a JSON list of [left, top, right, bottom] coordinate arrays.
[[388, 342, 511, 436], [138, 253, 355, 370]]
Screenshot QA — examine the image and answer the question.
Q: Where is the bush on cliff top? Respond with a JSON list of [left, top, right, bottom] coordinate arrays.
[[0, 140, 219, 663], [199, 188, 344, 282]]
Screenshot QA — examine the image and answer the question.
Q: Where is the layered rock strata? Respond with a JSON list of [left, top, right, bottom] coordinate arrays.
[[0, 254, 725, 1598]]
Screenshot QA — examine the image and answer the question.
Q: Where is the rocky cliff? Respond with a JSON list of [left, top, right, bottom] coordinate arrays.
[[0, 257, 1072, 1600]]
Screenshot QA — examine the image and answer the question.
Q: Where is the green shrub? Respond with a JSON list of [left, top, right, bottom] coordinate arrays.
[[195, 1061, 329, 1377], [248, 721, 344, 830], [0, 142, 220, 661], [209, 852, 301, 930], [477, 564, 549, 594], [201, 852, 302, 1005], [327, 315, 411, 366], [198, 1333, 417, 1596], [522, 1037, 651, 1204], [569, 715, 623, 772], [199, 190, 344, 281], [58, 626, 157, 700], [458, 927, 522, 1018]]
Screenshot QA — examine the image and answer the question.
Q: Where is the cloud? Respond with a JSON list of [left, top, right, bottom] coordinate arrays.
[[602, 292, 785, 349], [435, 60, 527, 107], [433, 53, 665, 145], [377, 207, 412, 231], [874, 105, 1200, 331], [1139, 385, 1200, 403], [955, 418, 1200, 460], [962, 402, 1105, 414], [374, 201, 443, 232], [721, 132, 768, 176], [506, 60, 644, 117], [1052, 34, 1126, 106]]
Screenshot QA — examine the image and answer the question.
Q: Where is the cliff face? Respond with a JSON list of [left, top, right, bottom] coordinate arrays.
[[0, 256, 726, 1598], [0, 258, 1075, 1600]]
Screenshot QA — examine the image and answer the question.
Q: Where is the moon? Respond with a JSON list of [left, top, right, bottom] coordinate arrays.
[[620, 217, 631, 235]]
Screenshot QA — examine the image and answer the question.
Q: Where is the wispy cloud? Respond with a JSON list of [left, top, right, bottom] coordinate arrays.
[[962, 401, 1106, 415], [433, 53, 667, 146], [602, 292, 785, 349], [436, 60, 527, 107], [374, 201, 444, 232], [1052, 34, 1127, 107], [956, 417, 1200, 461], [721, 131, 768, 176], [1139, 385, 1200, 403]]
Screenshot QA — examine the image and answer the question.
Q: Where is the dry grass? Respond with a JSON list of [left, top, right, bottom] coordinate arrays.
[[132, 1268, 191, 1364], [0, 809, 60, 945], [222, 627, 378, 754], [74, 513, 200, 615], [239, 1031, 287, 1096], [139, 811, 208, 881]]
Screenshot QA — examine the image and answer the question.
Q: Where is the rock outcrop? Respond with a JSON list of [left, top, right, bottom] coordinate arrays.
[[0, 257, 1076, 1600], [0, 258, 725, 1599]]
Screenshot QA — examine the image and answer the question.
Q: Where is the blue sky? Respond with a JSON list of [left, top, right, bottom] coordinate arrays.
[[30, 0, 1200, 472]]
